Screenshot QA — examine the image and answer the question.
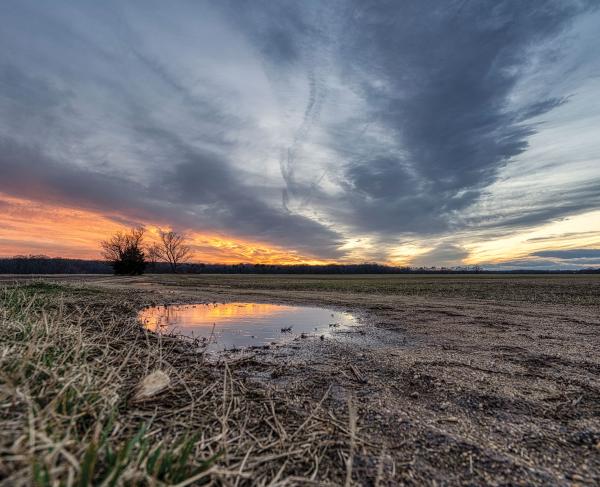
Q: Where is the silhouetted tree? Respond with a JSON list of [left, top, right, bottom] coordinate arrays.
[[100, 227, 147, 275], [146, 243, 161, 272], [153, 230, 192, 273]]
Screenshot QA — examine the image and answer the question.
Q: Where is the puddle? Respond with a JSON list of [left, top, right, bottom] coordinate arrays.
[[139, 302, 357, 351]]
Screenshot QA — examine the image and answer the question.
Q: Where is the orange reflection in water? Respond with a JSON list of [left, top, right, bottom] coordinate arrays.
[[139, 302, 358, 351], [140, 302, 293, 332]]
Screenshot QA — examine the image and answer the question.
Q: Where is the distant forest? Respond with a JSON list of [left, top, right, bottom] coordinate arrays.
[[0, 255, 599, 274]]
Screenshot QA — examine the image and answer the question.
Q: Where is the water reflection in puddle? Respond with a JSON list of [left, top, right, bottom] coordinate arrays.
[[139, 302, 357, 351]]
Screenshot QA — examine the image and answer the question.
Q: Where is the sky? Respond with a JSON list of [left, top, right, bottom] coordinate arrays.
[[1, 0, 599, 269]]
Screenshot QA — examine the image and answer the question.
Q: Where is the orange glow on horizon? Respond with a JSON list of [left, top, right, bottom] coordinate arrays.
[[0, 193, 330, 265], [2, 193, 599, 267]]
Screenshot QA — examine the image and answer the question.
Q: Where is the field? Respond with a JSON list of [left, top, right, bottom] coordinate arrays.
[[1, 274, 599, 485]]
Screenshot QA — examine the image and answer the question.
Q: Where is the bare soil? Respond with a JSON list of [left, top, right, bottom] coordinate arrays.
[[3, 274, 600, 485]]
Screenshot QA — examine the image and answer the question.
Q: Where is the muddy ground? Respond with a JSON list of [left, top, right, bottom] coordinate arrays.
[[5, 274, 600, 485]]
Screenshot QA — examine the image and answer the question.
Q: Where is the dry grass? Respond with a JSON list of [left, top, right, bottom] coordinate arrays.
[[122, 273, 600, 306], [0, 283, 385, 486]]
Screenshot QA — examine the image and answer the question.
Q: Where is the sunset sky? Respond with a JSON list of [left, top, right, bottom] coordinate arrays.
[[1, 1, 599, 269]]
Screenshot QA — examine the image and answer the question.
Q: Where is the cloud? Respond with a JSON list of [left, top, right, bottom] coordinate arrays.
[[463, 179, 600, 232], [0, 136, 343, 259], [0, 0, 599, 263], [483, 259, 561, 270], [533, 249, 600, 259], [484, 257, 600, 270], [0, 1, 343, 259], [526, 232, 600, 243], [484, 249, 600, 270], [409, 244, 469, 268], [332, 0, 596, 235]]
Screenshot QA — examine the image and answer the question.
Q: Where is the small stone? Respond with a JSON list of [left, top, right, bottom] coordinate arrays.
[[440, 417, 459, 423], [133, 370, 170, 401]]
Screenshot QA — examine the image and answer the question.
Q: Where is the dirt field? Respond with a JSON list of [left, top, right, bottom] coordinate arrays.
[[2, 274, 599, 485]]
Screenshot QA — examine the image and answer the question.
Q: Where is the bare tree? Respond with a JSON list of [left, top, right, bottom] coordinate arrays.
[[153, 230, 192, 273], [146, 243, 161, 271], [100, 227, 146, 275]]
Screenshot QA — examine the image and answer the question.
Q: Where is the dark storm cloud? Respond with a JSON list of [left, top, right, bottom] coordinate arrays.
[[484, 257, 600, 270], [533, 249, 600, 259], [217, 0, 318, 65], [409, 244, 470, 268], [219, 0, 599, 249], [332, 0, 596, 234], [0, 136, 343, 258], [0, 138, 149, 213], [150, 130, 343, 257], [527, 232, 600, 243], [0, 65, 69, 112]]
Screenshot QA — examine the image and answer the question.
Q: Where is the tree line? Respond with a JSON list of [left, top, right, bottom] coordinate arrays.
[[2, 255, 599, 275], [0, 256, 111, 274]]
